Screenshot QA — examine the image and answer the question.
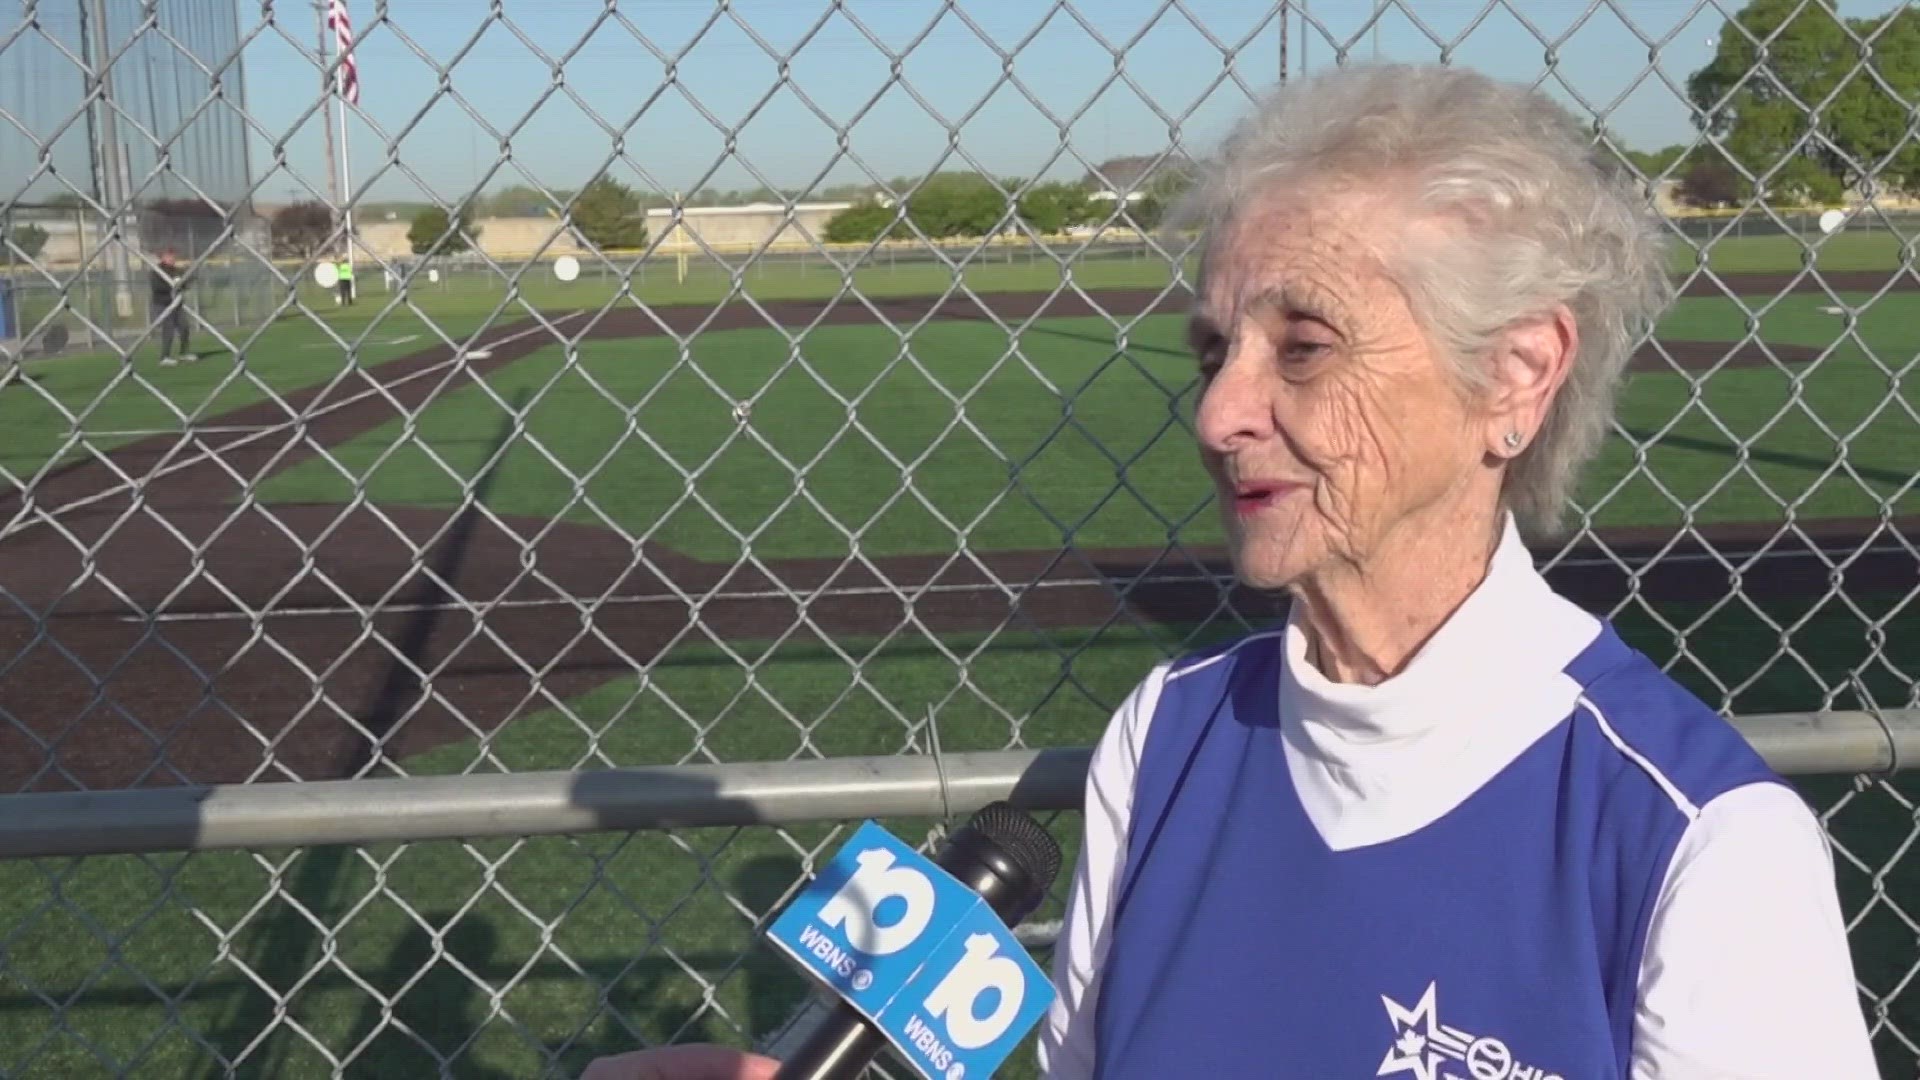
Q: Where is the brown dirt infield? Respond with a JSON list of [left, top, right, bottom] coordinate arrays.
[[0, 273, 1913, 792]]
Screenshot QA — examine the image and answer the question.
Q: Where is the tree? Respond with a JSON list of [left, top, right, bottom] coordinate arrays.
[[824, 203, 903, 243], [826, 173, 1097, 241], [270, 200, 335, 258], [570, 176, 649, 250], [1827, 7, 1920, 195], [482, 184, 553, 217], [1687, 0, 1920, 203], [407, 204, 477, 256], [1017, 181, 1093, 234], [140, 197, 227, 254], [1117, 160, 1197, 231], [1622, 144, 1690, 181], [407, 207, 447, 255], [902, 172, 1008, 238], [5, 223, 48, 260], [1677, 153, 1745, 209], [817, 182, 880, 203], [726, 185, 785, 206]]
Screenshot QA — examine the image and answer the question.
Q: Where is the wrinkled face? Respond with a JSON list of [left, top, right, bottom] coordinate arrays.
[[1189, 189, 1494, 591]]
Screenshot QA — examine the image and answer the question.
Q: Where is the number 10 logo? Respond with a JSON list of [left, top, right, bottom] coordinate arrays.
[[818, 848, 937, 957], [920, 932, 1030, 1049]]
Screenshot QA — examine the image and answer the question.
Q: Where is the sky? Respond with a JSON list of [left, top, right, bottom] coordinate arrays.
[[1, 0, 1909, 208]]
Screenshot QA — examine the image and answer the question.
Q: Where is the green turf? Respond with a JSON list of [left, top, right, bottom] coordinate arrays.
[[1, 588, 1913, 1079], [255, 227, 1912, 332], [288, 247, 1185, 326], [9, 226, 1908, 490], [23, 227, 1899, 357], [314, 227, 1912, 319], [1668, 227, 1913, 274], [0, 307, 506, 485], [1594, 291, 1920, 525], [1, 251, 1175, 485], [251, 297, 1920, 562]]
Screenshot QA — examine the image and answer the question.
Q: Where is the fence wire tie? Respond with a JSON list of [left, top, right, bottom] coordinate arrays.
[[925, 703, 954, 849], [1851, 674, 1901, 781]]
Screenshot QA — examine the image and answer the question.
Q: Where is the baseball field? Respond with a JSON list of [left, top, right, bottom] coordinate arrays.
[[0, 232, 1914, 1077]]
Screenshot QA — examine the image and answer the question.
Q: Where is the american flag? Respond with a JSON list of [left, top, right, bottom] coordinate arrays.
[[325, 0, 360, 105]]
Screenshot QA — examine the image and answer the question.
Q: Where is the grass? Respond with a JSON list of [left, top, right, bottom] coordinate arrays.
[[1, 589, 1913, 1079], [1671, 227, 1913, 274], [0, 249, 1174, 484], [0, 307, 503, 485], [288, 226, 1913, 323], [252, 295, 1920, 562], [14, 223, 1881, 363], [288, 244, 1183, 324], [8, 225, 1909, 487]]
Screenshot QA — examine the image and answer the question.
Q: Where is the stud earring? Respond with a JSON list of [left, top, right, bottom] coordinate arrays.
[[1503, 431, 1523, 451]]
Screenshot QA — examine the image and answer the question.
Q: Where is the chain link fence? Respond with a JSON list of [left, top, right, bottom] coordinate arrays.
[[0, 0, 1916, 1076]]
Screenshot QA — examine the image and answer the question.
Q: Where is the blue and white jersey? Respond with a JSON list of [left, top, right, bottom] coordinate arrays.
[[1039, 518, 1876, 1079]]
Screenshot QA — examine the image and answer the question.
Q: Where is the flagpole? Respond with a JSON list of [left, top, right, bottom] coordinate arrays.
[[318, 1, 339, 215], [336, 76, 354, 299], [325, 0, 356, 301]]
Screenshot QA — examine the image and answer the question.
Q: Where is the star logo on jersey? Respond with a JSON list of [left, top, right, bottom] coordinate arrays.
[[1376, 981, 1566, 1080], [1377, 981, 1455, 1080]]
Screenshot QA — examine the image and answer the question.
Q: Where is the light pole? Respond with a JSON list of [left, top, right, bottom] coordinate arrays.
[[84, 0, 137, 323]]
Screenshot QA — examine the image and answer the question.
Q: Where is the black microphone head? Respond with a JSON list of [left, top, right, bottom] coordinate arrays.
[[960, 799, 1067, 891], [959, 801, 1064, 896]]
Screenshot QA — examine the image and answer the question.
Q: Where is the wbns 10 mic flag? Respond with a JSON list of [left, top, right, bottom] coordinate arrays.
[[762, 803, 1063, 1080]]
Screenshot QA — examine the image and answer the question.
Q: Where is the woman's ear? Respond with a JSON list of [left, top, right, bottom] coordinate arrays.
[[1484, 304, 1577, 459]]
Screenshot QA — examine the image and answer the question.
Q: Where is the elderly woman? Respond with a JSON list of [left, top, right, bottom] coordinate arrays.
[[1035, 63, 1876, 1079], [579, 62, 1874, 1080]]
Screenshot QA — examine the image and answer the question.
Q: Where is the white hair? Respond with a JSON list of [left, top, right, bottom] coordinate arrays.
[[1169, 63, 1673, 537]]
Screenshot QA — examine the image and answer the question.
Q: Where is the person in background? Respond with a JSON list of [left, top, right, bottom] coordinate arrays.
[[337, 256, 355, 306], [1036, 61, 1876, 1078], [150, 248, 195, 367]]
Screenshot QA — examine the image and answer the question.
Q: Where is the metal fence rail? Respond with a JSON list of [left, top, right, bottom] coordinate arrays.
[[1, 0, 1916, 1076], [4, 709, 1918, 862]]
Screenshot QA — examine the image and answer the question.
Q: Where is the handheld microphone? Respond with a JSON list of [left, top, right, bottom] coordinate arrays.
[[764, 803, 1063, 1080]]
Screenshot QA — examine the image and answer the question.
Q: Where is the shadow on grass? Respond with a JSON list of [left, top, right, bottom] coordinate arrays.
[[1623, 425, 1917, 489], [334, 916, 520, 1080], [192, 392, 530, 1080], [0, 851, 816, 1080], [326, 880, 806, 1080], [1020, 322, 1189, 363]]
